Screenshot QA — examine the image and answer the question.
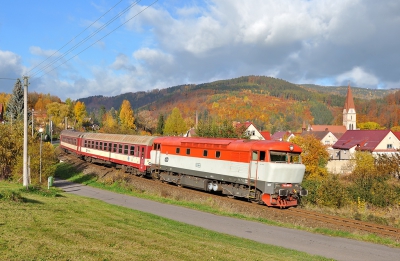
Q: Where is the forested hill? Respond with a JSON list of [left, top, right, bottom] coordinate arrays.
[[78, 75, 400, 132]]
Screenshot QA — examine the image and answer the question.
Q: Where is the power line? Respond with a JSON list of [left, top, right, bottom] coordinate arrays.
[[0, 77, 18, 80], [35, 0, 158, 79], [28, 0, 125, 76], [31, 0, 144, 79]]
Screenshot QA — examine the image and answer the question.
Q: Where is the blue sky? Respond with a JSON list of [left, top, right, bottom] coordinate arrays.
[[1, 0, 400, 101]]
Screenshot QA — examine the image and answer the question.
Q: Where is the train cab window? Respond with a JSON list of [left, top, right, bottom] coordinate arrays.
[[270, 151, 287, 162], [119, 144, 123, 154], [113, 144, 117, 153], [216, 151, 221, 158], [154, 143, 160, 150], [124, 145, 128, 155], [259, 151, 266, 161], [252, 151, 258, 161], [203, 150, 208, 157], [130, 146, 135, 155], [176, 148, 180, 154], [186, 148, 190, 155]]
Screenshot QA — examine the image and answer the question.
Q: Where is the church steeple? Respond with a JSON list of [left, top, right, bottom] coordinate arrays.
[[343, 84, 356, 130]]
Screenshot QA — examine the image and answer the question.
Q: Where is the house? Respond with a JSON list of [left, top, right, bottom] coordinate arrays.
[[300, 130, 339, 148], [235, 121, 265, 140], [270, 131, 295, 141], [331, 130, 400, 159]]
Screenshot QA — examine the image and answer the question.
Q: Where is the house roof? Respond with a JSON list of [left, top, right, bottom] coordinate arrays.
[[310, 125, 347, 133], [235, 121, 253, 129], [301, 131, 334, 140], [332, 130, 391, 151], [260, 131, 271, 140], [271, 131, 292, 141]]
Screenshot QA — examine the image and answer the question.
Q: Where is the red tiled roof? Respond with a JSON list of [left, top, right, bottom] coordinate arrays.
[[332, 130, 390, 151], [260, 131, 271, 140], [310, 125, 347, 133]]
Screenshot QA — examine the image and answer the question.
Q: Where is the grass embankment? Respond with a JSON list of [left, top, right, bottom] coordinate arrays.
[[55, 162, 400, 248], [0, 182, 328, 261]]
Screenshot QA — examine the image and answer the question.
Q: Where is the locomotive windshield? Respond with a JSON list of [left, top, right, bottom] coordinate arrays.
[[270, 151, 301, 163]]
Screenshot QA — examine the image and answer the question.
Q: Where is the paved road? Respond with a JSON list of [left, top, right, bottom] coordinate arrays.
[[54, 178, 400, 261]]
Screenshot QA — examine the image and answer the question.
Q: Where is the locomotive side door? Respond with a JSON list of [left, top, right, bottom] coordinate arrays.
[[249, 151, 259, 183], [139, 146, 145, 171]]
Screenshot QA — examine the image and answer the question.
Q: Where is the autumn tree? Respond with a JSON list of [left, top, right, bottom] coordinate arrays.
[[290, 134, 330, 181], [46, 102, 71, 127], [357, 122, 384, 130], [6, 79, 24, 121], [119, 100, 136, 131], [101, 111, 118, 133], [156, 114, 165, 135], [136, 110, 157, 134], [164, 107, 187, 136], [73, 101, 88, 127]]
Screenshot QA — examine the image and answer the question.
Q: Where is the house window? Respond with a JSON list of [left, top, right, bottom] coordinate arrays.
[[387, 144, 393, 149], [325, 140, 330, 145]]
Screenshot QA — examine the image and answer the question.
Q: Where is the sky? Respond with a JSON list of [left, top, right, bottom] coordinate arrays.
[[0, 0, 399, 101]]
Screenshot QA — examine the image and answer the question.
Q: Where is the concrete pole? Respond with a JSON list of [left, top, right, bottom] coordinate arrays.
[[32, 109, 34, 137], [23, 76, 29, 188]]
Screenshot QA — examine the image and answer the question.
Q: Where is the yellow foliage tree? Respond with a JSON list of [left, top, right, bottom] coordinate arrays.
[[101, 111, 118, 133], [74, 101, 87, 126], [164, 107, 187, 136], [119, 100, 135, 130], [290, 134, 330, 181]]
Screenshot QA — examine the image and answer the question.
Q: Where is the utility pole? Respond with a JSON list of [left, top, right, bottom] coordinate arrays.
[[23, 76, 29, 188]]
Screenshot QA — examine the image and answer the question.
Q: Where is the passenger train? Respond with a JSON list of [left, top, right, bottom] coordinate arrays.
[[60, 130, 308, 208]]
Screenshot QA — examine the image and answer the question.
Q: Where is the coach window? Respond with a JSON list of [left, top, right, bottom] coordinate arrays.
[[100, 142, 103, 149], [130, 146, 135, 155], [119, 144, 123, 154], [252, 151, 258, 161], [91, 141, 95, 148], [124, 145, 128, 155], [259, 151, 266, 161], [103, 143, 107, 151], [186, 148, 190, 155], [84, 140, 87, 147], [203, 150, 208, 157], [113, 144, 117, 153], [176, 148, 180, 154], [216, 151, 221, 158], [96, 142, 99, 150], [108, 143, 112, 152]]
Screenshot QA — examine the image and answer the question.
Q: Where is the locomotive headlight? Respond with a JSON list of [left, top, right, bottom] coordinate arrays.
[[289, 144, 294, 151]]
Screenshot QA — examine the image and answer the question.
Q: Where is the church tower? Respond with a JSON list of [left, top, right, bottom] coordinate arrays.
[[343, 84, 356, 130]]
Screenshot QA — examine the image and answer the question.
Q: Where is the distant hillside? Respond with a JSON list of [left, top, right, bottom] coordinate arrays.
[[78, 75, 400, 132], [299, 84, 395, 100]]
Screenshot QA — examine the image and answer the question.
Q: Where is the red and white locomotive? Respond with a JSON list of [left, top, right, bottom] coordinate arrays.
[[60, 130, 308, 208]]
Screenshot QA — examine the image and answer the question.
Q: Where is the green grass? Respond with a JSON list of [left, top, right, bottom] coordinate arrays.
[[54, 162, 400, 248], [0, 182, 329, 261]]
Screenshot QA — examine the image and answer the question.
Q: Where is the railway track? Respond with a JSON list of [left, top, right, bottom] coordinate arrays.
[[59, 152, 400, 240], [288, 208, 400, 239]]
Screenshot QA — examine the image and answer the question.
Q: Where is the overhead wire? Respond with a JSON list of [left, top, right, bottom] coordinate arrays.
[[27, 0, 125, 76], [31, 0, 158, 80], [30, 0, 142, 79]]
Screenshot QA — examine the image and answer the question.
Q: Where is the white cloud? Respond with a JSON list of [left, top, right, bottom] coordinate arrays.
[[336, 67, 379, 87]]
